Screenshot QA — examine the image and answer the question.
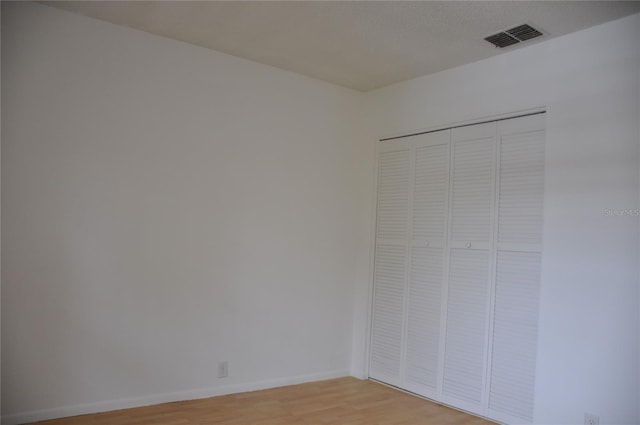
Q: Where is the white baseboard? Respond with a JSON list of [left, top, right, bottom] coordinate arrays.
[[1, 369, 350, 425]]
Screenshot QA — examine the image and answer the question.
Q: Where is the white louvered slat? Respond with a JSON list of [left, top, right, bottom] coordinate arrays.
[[443, 249, 490, 406], [498, 130, 545, 249], [489, 251, 542, 423], [405, 246, 443, 391], [371, 245, 407, 380], [376, 149, 411, 242], [412, 138, 449, 243], [450, 137, 495, 245], [370, 146, 411, 384]]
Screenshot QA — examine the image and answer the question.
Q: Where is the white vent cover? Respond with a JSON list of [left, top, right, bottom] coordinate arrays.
[[485, 24, 543, 48]]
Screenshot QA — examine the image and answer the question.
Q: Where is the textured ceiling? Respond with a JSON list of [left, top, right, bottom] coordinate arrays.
[[43, 1, 640, 91]]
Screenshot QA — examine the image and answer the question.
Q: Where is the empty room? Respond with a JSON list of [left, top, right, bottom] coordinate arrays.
[[2, 1, 640, 425]]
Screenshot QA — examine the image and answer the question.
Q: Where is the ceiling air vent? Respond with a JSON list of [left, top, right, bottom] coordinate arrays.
[[485, 24, 543, 48]]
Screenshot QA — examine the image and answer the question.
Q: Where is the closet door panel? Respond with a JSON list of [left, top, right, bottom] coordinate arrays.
[[443, 248, 490, 406], [489, 114, 545, 423], [375, 147, 412, 243], [488, 251, 541, 423], [450, 124, 496, 248], [370, 143, 411, 385], [371, 245, 407, 382], [497, 114, 545, 252], [443, 122, 496, 412], [406, 246, 443, 392], [404, 132, 450, 395], [411, 132, 449, 246]]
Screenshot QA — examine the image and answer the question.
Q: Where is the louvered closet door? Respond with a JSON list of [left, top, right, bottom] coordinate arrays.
[[488, 114, 545, 424], [403, 130, 450, 398], [369, 140, 412, 386], [442, 122, 497, 414], [369, 113, 545, 425]]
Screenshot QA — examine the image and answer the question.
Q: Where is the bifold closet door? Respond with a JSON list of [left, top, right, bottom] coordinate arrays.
[[370, 132, 451, 394], [403, 130, 450, 398], [369, 139, 412, 386], [370, 113, 545, 425], [441, 122, 497, 414], [488, 114, 545, 424]]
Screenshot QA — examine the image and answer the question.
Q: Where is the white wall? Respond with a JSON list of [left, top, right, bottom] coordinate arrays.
[[354, 13, 640, 425], [1, 2, 365, 423]]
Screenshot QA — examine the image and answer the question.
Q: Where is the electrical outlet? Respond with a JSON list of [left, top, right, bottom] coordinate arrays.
[[585, 413, 599, 425], [218, 361, 228, 378]]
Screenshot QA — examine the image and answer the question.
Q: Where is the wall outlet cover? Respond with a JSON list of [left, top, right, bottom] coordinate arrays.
[[218, 361, 229, 378]]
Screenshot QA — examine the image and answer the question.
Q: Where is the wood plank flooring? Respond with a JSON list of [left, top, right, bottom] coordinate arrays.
[[31, 377, 496, 425]]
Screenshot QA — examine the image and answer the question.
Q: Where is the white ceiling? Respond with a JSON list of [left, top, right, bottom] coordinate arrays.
[[43, 1, 640, 92]]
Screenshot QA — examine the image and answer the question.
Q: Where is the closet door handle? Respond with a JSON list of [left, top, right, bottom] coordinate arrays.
[[465, 243, 472, 248], [424, 241, 430, 247]]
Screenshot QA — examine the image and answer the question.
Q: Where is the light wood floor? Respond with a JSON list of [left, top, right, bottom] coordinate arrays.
[[31, 377, 496, 425]]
